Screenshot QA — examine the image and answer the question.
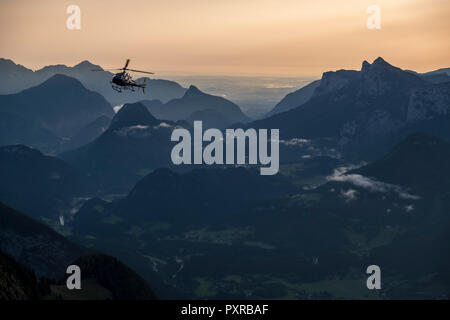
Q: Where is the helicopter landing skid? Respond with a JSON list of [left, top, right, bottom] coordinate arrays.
[[111, 84, 136, 93], [111, 84, 124, 92]]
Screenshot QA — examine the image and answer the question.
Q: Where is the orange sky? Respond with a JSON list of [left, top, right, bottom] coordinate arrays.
[[0, 0, 448, 77]]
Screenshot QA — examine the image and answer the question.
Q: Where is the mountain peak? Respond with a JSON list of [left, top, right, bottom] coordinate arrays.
[[317, 69, 359, 94], [110, 102, 159, 130], [0, 58, 32, 73], [373, 56, 388, 64], [0, 58, 16, 67], [361, 60, 371, 71], [73, 60, 100, 70], [358, 57, 425, 94], [365, 57, 399, 72], [34, 74, 85, 91], [183, 85, 205, 98]]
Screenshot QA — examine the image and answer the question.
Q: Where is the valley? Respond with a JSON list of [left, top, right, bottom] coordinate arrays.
[[1, 57, 449, 300]]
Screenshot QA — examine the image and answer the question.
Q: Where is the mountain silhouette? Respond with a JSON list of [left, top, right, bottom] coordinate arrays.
[[60, 102, 182, 191], [0, 144, 91, 219], [142, 85, 249, 127], [0, 58, 187, 106], [0, 201, 86, 278], [73, 166, 298, 232], [109, 102, 161, 130], [251, 57, 450, 160], [65, 115, 111, 150], [0, 111, 62, 154], [356, 132, 450, 195], [267, 58, 450, 119], [0, 202, 156, 299], [265, 80, 320, 117], [0, 74, 114, 138]]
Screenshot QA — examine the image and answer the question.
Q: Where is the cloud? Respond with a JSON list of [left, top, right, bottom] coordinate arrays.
[[328, 166, 420, 200], [115, 125, 151, 137], [113, 104, 124, 113], [341, 189, 358, 202], [153, 122, 173, 129], [279, 138, 309, 146]]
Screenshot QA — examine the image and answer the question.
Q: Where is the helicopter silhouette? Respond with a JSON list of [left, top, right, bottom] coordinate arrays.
[[92, 59, 154, 93]]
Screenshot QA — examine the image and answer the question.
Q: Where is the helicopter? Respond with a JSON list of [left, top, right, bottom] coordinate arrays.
[[92, 59, 154, 93]]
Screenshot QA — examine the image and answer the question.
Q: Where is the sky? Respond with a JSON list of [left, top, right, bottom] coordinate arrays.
[[0, 0, 449, 77]]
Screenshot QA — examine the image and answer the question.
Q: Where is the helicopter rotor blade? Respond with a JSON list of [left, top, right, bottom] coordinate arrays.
[[124, 59, 130, 70], [126, 68, 154, 75]]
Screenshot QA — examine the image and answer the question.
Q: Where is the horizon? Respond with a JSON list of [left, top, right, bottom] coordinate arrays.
[[1, 0, 449, 77], [2, 56, 448, 80]]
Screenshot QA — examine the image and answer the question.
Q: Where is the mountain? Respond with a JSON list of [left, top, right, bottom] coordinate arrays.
[[422, 68, 450, 77], [64, 115, 111, 150], [220, 132, 450, 298], [0, 111, 62, 153], [0, 144, 91, 220], [0, 201, 87, 279], [62, 60, 186, 105], [143, 85, 249, 127], [186, 109, 230, 129], [85, 166, 297, 226], [407, 67, 450, 84], [72, 254, 156, 300], [0, 58, 38, 94], [265, 80, 320, 117], [109, 102, 161, 129], [0, 250, 41, 300], [70, 166, 299, 298], [0, 58, 187, 106], [0, 74, 114, 138], [59, 102, 182, 192], [251, 57, 450, 160], [355, 132, 450, 195], [421, 73, 450, 84], [140, 99, 164, 115], [67, 133, 450, 299], [134, 77, 187, 104], [71, 165, 298, 232], [0, 202, 156, 300]]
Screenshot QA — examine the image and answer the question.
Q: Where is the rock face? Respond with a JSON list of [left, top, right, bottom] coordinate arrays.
[[265, 80, 320, 117], [251, 57, 450, 160], [406, 82, 450, 123], [268, 61, 450, 119]]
